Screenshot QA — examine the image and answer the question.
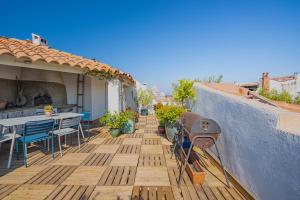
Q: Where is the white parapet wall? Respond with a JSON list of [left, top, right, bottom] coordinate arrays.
[[192, 83, 300, 200]]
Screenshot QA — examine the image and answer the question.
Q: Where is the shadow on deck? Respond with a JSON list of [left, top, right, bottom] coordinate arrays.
[[0, 115, 254, 200]]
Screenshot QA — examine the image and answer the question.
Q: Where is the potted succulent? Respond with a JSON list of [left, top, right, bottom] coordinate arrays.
[[121, 109, 136, 134], [137, 89, 153, 116], [100, 112, 125, 137], [156, 105, 186, 142], [44, 105, 53, 117]]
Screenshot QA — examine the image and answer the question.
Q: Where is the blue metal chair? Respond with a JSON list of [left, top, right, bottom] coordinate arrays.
[[81, 111, 91, 136], [15, 119, 55, 167]]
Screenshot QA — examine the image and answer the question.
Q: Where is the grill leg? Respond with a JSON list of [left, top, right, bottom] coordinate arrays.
[[213, 140, 230, 188], [178, 144, 193, 185], [170, 139, 177, 159]]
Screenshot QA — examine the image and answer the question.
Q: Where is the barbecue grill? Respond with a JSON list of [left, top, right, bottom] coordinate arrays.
[[174, 112, 230, 187]]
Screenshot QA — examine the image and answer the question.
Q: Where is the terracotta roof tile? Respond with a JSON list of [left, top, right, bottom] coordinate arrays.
[[0, 36, 134, 84]]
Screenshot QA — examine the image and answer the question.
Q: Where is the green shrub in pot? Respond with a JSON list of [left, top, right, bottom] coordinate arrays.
[[156, 105, 186, 141], [100, 112, 126, 137], [120, 109, 136, 134]]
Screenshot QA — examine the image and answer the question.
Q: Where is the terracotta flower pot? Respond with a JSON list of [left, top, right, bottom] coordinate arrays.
[[45, 111, 53, 117], [110, 128, 121, 138], [165, 124, 178, 142], [158, 125, 165, 134]]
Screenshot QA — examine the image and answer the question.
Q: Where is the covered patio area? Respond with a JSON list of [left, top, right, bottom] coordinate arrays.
[[0, 115, 252, 200]]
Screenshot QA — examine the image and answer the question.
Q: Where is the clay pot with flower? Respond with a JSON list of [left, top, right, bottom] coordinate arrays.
[[44, 105, 53, 117]]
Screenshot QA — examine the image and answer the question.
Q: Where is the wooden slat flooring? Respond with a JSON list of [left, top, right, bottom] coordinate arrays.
[[143, 138, 162, 145], [81, 153, 114, 166], [45, 185, 95, 200], [132, 186, 174, 200], [27, 166, 77, 185], [0, 114, 253, 200], [117, 145, 141, 154], [139, 154, 166, 167], [0, 184, 20, 199], [127, 133, 144, 138], [98, 166, 136, 186], [68, 144, 98, 153], [102, 138, 123, 145]]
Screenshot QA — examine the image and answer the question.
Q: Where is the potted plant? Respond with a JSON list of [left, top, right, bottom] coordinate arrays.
[[100, 112, 125, 137], [173, 79, 196, 109], [154, 103, 165, 134], [137, 89, 153, 116], [44, 105, 53, 117], [121, 109, 136, 134], [156, 105, 186, 141]]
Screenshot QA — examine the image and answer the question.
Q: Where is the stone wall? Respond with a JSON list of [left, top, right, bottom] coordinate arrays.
[[193, 83, 300, 200]]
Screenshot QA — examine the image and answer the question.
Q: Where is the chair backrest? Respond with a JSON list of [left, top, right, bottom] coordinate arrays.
[[36, 108, 58, 115], [24, 119, 55, 137], [35, 109, 44, 115], [60, 116, 81, 129], [81, 111, 91, 121]]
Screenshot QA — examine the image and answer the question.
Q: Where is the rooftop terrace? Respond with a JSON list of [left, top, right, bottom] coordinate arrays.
[[0, 115, 252, 200]]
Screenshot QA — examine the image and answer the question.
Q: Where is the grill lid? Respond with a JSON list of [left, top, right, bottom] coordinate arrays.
[[181, 112, 221, 135], [190, 118, 221, 135]]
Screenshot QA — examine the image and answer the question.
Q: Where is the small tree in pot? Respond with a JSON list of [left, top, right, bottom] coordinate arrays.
[[156, 105, 186, 142], [173, 79, 196, 109], [137, 88, 153, 116]]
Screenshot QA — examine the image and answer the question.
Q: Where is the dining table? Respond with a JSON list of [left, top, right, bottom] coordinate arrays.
[[0, 112, 84, 168]]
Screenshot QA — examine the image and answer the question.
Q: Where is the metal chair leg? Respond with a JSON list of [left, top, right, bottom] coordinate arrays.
[[77, 129, 81, 148], [23, 143, 27, 167], [51, 133, 54, 159], [47, 138, 50, 152], [213, 140, 230, 188], [15, 141, 19, 160], [58, 136, 63, 157], [79, 124, 85, 139]]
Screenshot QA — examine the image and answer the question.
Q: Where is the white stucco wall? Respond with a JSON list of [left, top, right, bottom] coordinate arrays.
[[124, 85, 138, 111], [107, 79, 121, 113], [269, 74, 300, 98], [62, 74, 106, 120], [90, 78, 106, 120], [193, 83, 300, 200]]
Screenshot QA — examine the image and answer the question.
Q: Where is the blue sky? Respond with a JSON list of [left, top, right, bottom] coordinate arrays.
[[1, 0, 300, 93]]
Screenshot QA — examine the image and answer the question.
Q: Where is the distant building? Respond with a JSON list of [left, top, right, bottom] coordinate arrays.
[[238, 82, 259, 91], [261, 72, 300, 97]]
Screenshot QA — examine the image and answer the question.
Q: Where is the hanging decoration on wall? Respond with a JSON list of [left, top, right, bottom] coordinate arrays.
[[15, 76, 27, 107]]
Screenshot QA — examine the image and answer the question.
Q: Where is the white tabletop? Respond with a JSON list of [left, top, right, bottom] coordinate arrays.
[[0, 112, 84, 127]]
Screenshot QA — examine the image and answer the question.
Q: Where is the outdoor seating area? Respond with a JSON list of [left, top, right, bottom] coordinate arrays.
[[0, 114, 252, 200]]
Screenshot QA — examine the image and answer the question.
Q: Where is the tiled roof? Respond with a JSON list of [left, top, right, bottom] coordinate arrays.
[[271, 75, 295, 82], [0, 36, 134, 84]]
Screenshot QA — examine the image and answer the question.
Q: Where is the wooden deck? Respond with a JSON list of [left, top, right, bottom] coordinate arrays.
[[0, 115, 253, 200]]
